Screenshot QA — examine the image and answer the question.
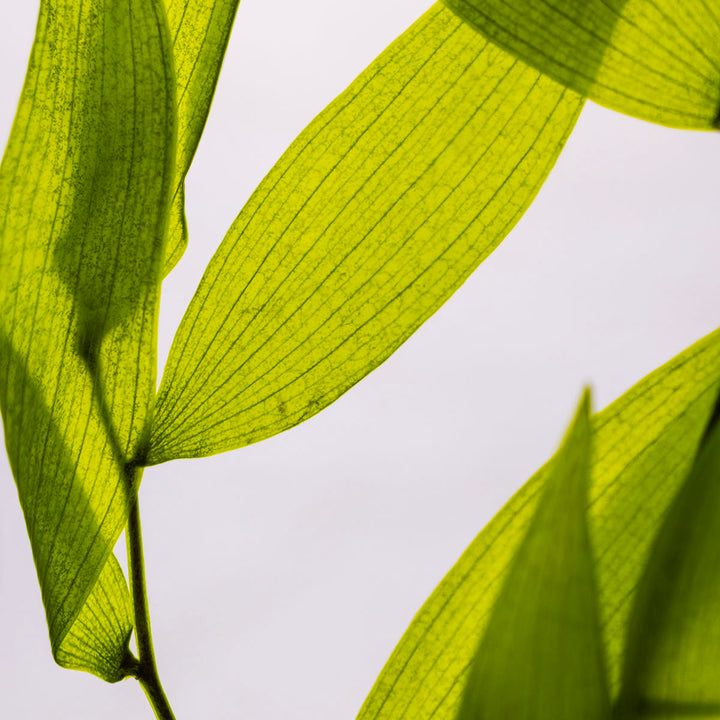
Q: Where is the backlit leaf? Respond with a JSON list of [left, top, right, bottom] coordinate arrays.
[[147, 3, 583, 463], [162, 0, 241, 275], [0, 0, 175, 681], [457, 390, 610, 720], [615, 402, 720, 717], [356, 327, 720, 720], [443, 0, 720, 129]]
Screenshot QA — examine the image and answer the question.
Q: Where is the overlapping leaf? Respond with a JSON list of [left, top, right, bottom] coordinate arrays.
[[162, 0, 241, 275], [147, 3, 583, 463], [616, 405, 720, 716], [458, 391, 610, 720], [443, 0, 720, 129], [355, 327, 720, 720], [0, 0, 175, 681]]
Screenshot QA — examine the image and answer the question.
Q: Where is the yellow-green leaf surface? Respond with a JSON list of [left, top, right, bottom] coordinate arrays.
[[457, 391, 610, 720], [443, 0, 720, 129], [162, 0, 241, 275], [0, 0, 175, 681], [616, 410, 720, 717], [356, 328, 720, 720], [147, 3, 583, 463]]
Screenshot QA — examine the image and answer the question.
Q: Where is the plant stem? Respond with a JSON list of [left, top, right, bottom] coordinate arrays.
[[126, 469, 177, 720], [83, 353, 175, 717]]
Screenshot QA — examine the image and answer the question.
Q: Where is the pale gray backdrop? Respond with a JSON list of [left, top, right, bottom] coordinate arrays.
[[2, 1, 720, 718]]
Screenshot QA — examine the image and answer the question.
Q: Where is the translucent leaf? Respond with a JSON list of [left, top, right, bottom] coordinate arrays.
[[458, 390, 610, 720], [0, 0, 175, 681], [616, 403, 720, 717], [356, 327, 720, 720], [147, 3, 583, 463], [443, 0, 720, 129], [162, 0, 241, 275]]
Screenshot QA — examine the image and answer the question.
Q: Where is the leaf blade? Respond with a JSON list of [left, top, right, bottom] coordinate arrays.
[[0, 0, 176, 680], [355, 328, 720, 720], [162, 0, 241, 275], [442, 0, 720, 129], [616, 403, 720, 714], [458, 390, 610, 720], [148, 3, 583, 463]]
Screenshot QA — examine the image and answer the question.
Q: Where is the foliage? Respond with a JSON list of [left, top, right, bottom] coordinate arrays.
[[358, 330, 720, 719], [455, 391, 611, 720], [443, 0, 720, 129], [1, 0, 719, 718]]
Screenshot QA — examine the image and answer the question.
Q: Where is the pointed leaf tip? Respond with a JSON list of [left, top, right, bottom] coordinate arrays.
[[355, 328, 720, 720], [161, 0, 241, 276], [457, 390, 610, 720]]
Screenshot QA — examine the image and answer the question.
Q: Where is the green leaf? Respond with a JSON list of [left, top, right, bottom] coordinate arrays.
[[162, 0, 241, 275], [0, 0, 175, 681], [615, 405, 720, 716], [457, 390, 610, 720], [356, 327, 720, 720], [147, 3, 583, 463], [442, 0, 720, 129]]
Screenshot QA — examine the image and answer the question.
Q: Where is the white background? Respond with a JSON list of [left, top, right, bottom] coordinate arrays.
[[1, 1, 720, 718]]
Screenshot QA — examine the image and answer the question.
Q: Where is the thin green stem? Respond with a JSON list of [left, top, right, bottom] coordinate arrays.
[[83, 344, 175, 718], [125, 469, 177, 720]]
